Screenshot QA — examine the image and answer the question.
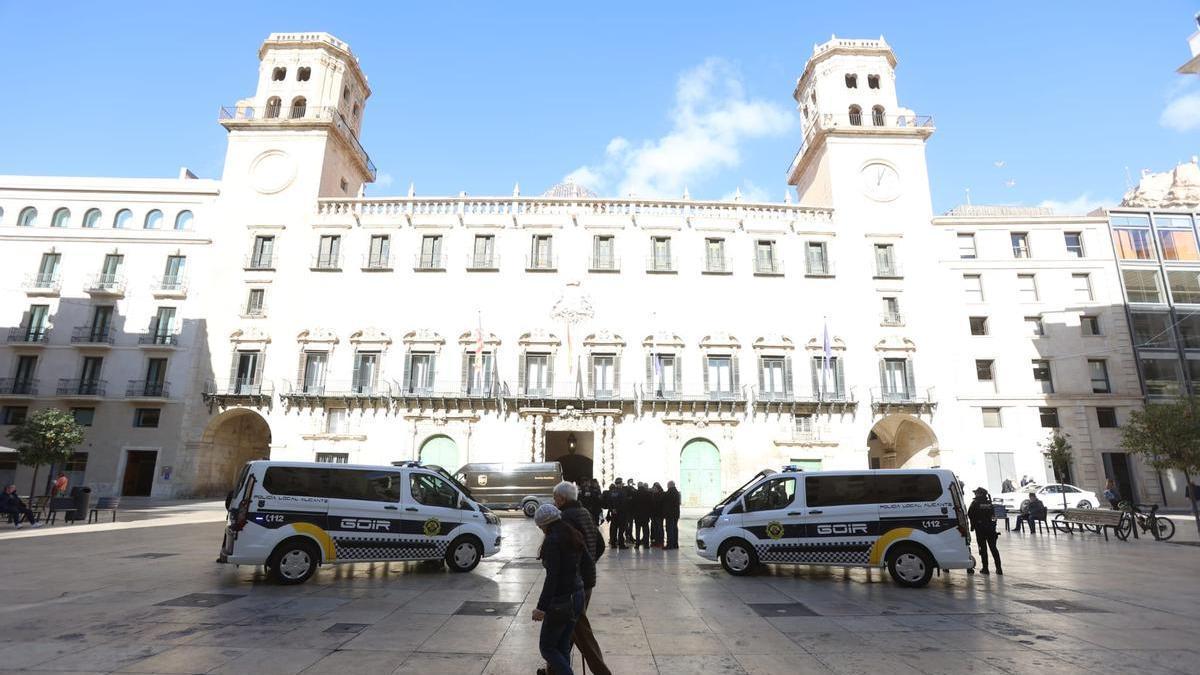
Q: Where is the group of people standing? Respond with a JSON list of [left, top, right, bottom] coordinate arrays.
[[591, 478, 681, 550]]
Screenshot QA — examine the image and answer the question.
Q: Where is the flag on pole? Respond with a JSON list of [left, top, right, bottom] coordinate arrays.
[[474, 310, 485, 392], [822, 318, 832, 399]]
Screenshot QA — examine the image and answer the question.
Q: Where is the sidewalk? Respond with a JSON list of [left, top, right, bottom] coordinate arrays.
[[0, 498, 226, 541]]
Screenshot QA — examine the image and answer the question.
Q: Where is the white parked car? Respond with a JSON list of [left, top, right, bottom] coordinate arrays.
[[994, 483, 1099, 512]]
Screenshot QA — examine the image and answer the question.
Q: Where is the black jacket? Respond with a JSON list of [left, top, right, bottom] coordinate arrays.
[[580, 486, 602, 514], [537, 521, 585, 611], [967, 497, 997, 536], [0, 492, 26, 513], [650, 490, 664, 519], [632, 487, 650, 520], [560, 500, 601, 588], [663, 488, 681, 519]]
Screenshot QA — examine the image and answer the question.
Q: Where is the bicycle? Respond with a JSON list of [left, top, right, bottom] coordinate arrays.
[[1114, 501, 1175, 541]]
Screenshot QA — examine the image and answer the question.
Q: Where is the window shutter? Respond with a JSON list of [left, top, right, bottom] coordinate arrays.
[[587, 354, 595, 396], [835, 358, 845, 398], [904, 359, 916, 396], [253, 352, 265, 386], [784, 356, 793, 397], [228, 351, 240, 389], [461, 352, 471, 393], [613, 354, 621, 393], [878, 360, 888, 393], [757, 356, 765, 391], [702, 355, 710, 393], [296, 353, 307, 389], [518, 353, 527, 394], [645, 353, 653, 392], [810, 357, 820, 398], [402, 352, 412, 393], [546, 354, 555, 392], [427, 354, 437, 390], [731, 354, 740, 391]]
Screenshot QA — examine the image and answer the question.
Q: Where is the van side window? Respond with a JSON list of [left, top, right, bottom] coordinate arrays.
[[263, 466, 402, 503], [805, 475, 871, 507], [744, 477, 796, 512], [410, 473, 459, 508], [874, 474, 942, 503]]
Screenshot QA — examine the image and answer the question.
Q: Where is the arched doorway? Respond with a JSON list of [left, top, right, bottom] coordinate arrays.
[[419, 435, 460, 472], [194, 409, 271, 496], [867, 415, 938, 469], [545, 431, 594, 483], [679, 438, 721, 508]]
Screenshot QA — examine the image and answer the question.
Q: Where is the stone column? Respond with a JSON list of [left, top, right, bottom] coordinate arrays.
[[532, 414, 545, 462], [604, 415, 616, 482], [597, 417, 609, 486]]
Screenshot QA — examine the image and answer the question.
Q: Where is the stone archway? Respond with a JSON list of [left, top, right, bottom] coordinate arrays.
[[867, 414, 938, 469], [419, 435, 461, 472], [192, 409, 271, 496]]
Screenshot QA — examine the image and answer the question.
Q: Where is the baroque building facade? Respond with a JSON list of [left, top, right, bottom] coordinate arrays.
[[0, 32, 1176, 507]]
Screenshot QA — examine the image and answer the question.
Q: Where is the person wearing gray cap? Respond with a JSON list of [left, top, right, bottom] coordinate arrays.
[[532, 503, 587, 675]]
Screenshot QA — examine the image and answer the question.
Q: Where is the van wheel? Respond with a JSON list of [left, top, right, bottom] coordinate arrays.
[[446, 536, 482, 573], [887, 544, 934, 588], [719, 539, 757, 576], [522, 500, 538, 518], [268, 539, 319, 585]]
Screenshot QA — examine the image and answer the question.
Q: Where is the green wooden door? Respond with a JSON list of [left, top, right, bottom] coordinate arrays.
[[679, 439, 721, 508], [419, 436, 460, 472]]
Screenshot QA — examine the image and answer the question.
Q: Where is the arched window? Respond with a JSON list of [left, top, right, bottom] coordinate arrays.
[[174, 210, 194, 230], [265, 97, 281, 119], [297, 66, 311, 81], [868, 74, 881, 89], [113, 209, 132, 229], [17, 207, 37, 227], [272, 66, 286, 81], [845, 74, 858, 88], [342, 85, 350, 101], [352, 102, 360, 118], [290, 96, 307, 119], [144, 209, 163, 229], [83, 208, 101, 228], [872, 105, 885, 127], [51, 208, 70, 228], [848, 105, 862, 126]]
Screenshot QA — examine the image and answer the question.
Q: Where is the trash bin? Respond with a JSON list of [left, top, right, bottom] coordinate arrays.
[[69, 486, 92, 523]]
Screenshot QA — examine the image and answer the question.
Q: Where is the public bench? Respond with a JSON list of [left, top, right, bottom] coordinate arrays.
[[88, 497, 120, 523], [45, 497, 78, 524], [1053, 507, 1125, 541]]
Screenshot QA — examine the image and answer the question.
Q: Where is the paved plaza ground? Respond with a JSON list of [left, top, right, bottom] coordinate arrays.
[[1, 506, 1198, 674]]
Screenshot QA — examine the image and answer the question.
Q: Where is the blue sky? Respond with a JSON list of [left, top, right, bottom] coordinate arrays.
[[1, 2, 1197, 214]]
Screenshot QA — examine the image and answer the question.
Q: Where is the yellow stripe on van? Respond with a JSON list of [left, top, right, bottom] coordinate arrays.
[[291, 523, 336, 562], [868, 527, 913, 565]]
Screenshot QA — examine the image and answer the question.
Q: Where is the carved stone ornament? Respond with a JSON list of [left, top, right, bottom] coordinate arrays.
[[805, 336, 846, 352], [402, 329, 445, 347], [518, 329, 561, 348], [296, 328, 339, 344], [583, 331, 625, 348], [753, 335, 794, 351], [700, 332, 740, 350], [551, 281, 595, 325], [350, 328, 392, 345], [458, 330, 501, 347], [230, 327, 271, 344], [874, 336, 916, 352], [642, 332, 684, 348]]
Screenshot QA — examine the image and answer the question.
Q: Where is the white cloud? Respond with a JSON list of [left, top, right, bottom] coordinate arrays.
[[375, 171, 395, 188], [564, 58, 792, 198], [1037, 193, 1113, 215], [1161, 91, 1200, 132]]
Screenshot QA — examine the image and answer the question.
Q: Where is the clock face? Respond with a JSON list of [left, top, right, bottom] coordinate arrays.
[[861, 163, 901, 202]]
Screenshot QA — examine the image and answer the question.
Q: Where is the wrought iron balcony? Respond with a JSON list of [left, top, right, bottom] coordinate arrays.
[[588, 255, 619, 272], [203, 379, 273, 397], [805, 259, 835, 277], [703, 256, 732, 274], [24, 273, 61, 294], [153, 275, 187, 296], [57, 379, 107, 397], [0, 378, 38, 396], [880, 313, 905, 327], [362, 253, 393, 271], [754, 258, 784, 276], [646, 256, 677, 273], [311, 254, 342, 271], [137, 331, 179, 347], [870, 386, 936, 412], [245, 253, 275, 270], [467, 253, 500, 271], [126, 380, 170, 399], [526, 254, 558, 272], [7, 327, 49, 344], [874, 263, 903, 279], [85, 273, 126, 295], [414, 253, 445, 271], [71, 325, 115, 345], [285, 380, 393, 399]]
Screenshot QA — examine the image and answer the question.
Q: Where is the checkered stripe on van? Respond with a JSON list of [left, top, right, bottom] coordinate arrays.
[[333, 537, 446, 561], [756, 541, 872, 566]]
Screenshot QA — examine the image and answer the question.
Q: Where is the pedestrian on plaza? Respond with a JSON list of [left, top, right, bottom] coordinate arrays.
[[552, 481, 611, 675], [1, 485, 41, 528], [580, 479, 602, 526], [1104, 479, 1122, 509], [1001, 477, 1015, 493], [966, 487, 1002, 575], [1014, 492, 1046, 533], [532, 503, 587, 675], [663, 481, 681, 549], [606, 480, 628, 549], [633, 482, 651, 548], [52, 472, 69, 497], [1019, 475, 1031, 487], [620, 481, 635, 547], [650, 482, 665, 547]]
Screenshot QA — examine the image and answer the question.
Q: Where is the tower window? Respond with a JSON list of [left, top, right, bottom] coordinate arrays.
[[845, 74, 858, 88], [290, 97, 307, 119], [342, 85, 350, 101], [265, 97, 281, 119], [339, 178, 349, 194], [51, 208, 70, 228], [17, 207, 37, 227], [144, 209, 162, 230], [113, 209, 132, 229], [296, 66, 311, 82], [868, 74, 880, 89], [352, 102, 360, 118], [848, 105, 862, 126], [872, 106, 885, 127], [271, 66, 286, 81]]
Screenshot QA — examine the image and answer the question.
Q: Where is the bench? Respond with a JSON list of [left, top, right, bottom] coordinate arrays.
[[88, 497, 120, 523], [992, 504, 1011, 531], [1053, 507, 1126, 541], [45, 497, 78, 524]]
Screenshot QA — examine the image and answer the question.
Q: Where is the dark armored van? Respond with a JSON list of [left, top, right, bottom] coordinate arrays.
[[453, 462, 563, 517]]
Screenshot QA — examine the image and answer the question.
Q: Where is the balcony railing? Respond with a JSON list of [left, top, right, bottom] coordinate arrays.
[[219, 105, 376, 180], [870, 387, 936, 408], [204, 379, 274, 397], [241, 302, 267, 318], [0, 378, 38, 396], [24, 273, 61, 293], [874, 263, 903, 279], [646, 256, 677, 273], [754, 258, 784, 275], [126, 380, 170, 398], [589, 255, 618, 272], [414, 253, 445, 271], [286, 380, 393, 398], [526, 255, 558, 271], [311, 254, 342, 271], [703, 256, 732, 274], [57, 379, 107, 397], [880, 313, 905, 327], [137, 331, 179, 347], [362, 253, 393, 270], [85, 273, 126, 295], [467, 253, 499, 270], [245, 254, 275, 270], [805, 259, 835, 277], [71, 325, 115, 345], [153, 275, 187, 294], [7, 327, 50, 344]]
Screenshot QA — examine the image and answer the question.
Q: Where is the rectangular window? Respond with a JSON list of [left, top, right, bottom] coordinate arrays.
[[1072, 273, 1093, 302], [1158, 228, 1200, 261], [1131, 312, 1175, 350], [133, 408, 160, 428], [1, 406, 28, 425], [316, 452, 349, 464], [793, 413, 814, 438], [805, 474, 870, 507], [465, 352, 495, 396], [1081, 315, 1101, 336], [530, 235, 554, 269], [882, 297, 901, 325], [811, 356, 845, 400], [754, 240, 780, 274], [300, 351, 328, 394], [245, 289, 266, 317], [234, 351, 262, 393], [706, 355, 735, 399], [406, 352, 435, 394], [24, 304, 49, 341], [969, 316, 988, 335], [963, 274, 984, 302], [1089, 359, 1111, 393], [352, 352, 379, 394], [975, 359, 994, 382], [1032, 359, 1053, 393], [326, 408, 348, 434], [524, 353, 550, 395], [1011, 232, 1031, 258], [37, 252, 61, 284], [367, 235, 391, 268], [704, 238, 727, 273], [144, 358, 168, 396], [1123, 268, 1163, 303], [591, 235, 614, 270], [650, 236, 673, 271], [1025, 316, 1044, 337], [162, 255, 186, 289], [957, 233, 977, 259], [1039, 407, 1060, 428], [760, 356, 788, 399], [1017, 274, 1039, 302], [473, 234, 497, 268], [880, 358, 911, 400], [591, 354, 615, 397], [874, 243, 898, 276], [981, 407, 1002, 428], [262, 466, 403, 503], [1140, 356, 1183, 398], [805, 242, 829, 275], [419, 235, 443, 269], [1064, 231, 1084, 257], [13, 356, 37, 394], [652, 353, 678, 396], [1167, 270, 1200, 304], [316, 235, 341, 269], [79, 356, 103, 394], [1096, 407, 1118, 428], [1113, 220, 1155, 260], [100, 253, 123, 278], [71, 407, 95, 427], [251, 235, 275, 268], [1180, 315, 1200, 350]]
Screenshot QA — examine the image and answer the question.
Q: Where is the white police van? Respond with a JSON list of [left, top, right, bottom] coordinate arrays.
[[695, 467, 973, 587], [218, 460, 502, 584]]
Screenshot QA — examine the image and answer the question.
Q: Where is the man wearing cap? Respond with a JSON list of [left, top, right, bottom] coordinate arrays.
[[966, 487, 1003, 575], [552, 481, 610, 675]]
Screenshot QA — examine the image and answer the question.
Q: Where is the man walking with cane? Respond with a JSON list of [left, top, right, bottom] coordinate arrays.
[[553, 481, 611, 675]]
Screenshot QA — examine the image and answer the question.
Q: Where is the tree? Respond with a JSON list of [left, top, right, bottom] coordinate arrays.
[[1040, 430, 1074, 484], [6, 409, 85, 500], [1120, 399, 1200, 537]]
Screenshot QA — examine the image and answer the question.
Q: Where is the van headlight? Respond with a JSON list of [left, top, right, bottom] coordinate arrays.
[[698, 514, 718, 530], [483, 510, 500, 526]]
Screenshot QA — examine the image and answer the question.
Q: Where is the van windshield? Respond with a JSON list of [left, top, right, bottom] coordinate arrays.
[[715, 469, 776, 510], [428, 464, 474, 500]]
